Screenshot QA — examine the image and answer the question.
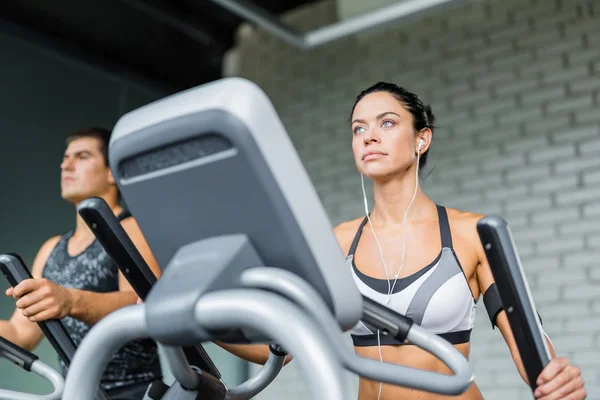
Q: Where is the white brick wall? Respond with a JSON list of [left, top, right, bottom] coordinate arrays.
[[225, 0, 600, 398]]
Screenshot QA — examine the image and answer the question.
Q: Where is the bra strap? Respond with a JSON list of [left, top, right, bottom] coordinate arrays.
[[347, 216, 369, 257], [437, 205, 453, 249]]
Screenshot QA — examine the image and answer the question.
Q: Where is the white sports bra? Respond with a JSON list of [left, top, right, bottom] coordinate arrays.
[[348, 205, 477, 346]]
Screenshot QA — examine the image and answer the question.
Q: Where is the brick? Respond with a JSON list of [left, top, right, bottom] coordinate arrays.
[[521, 255, 560, 275], [552, 125, 600, 143], [564, 252, 600, 268], [543, 65, 591, 84], [532, 287, 563, 304], [490, 52, 536, 73], [488, 23, 532, 43], [564, 284, 600, 300], [485, 185, 528, 202], [556, 186, 600, 205], [536, 34, 585, 59], [576, 107, 600, 125], [567, 50, 600, 68], [538, 269, 587, 286], [580, 137, 600, 155], [445, 62, 488, 81], [546, 93, 594, 113], [443, 34, 486, 55], [554, 156, 600, 175], [505, 196, 551, 213], [593, 300, 600, 314], [436, 162, 479, 180], [588, 234, 600, 248], [531, 145, 576, 164], [472, 42, 514, 62], [517, 28, 562, 49], [532, 174, 578, 194], [521, 85, 567, 106], [519, 58, 563, 77], [481, 154, 526, 172], [538, 302, 590, 319], [503, 136, 550, 153], [536, 237, 585, 255], [564, 15, 600, 38], [584, 203, 600, 217], [583, 169, 600, 185], [560, 220, 600, 235], [523, 114, 571, 136], [506, 165, 551, 183], [461, 175, 502, 190], [498, 107, 543, 125], [590, 267, 600, 281], [478, 128, 521, 147], [564, 317, 600, 335], [474, 98, 519, 118], [531, 6, 580, 31], [475, 70, 517, 89], [550, 333, 594, 350], [461, 120, 496, 138], [531, 207, 580, 225], [457, 146, 501, 163]]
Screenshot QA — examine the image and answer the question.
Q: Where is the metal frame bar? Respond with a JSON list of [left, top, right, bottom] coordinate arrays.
[[209, 0, 468, 50]]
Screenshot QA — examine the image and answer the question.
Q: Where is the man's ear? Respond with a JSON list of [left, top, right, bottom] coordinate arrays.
[[107, 169, 116, 185]]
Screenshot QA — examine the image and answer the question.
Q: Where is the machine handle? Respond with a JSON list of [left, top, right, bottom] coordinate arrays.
[[77, 197, 222, 380]]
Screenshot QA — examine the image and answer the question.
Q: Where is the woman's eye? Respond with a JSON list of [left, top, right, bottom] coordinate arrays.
[[354, 126, 366, 134], [382, 120, 394, 127]]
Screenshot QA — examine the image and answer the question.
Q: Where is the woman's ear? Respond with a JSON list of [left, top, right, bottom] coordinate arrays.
[[416, 128, 433, 153]]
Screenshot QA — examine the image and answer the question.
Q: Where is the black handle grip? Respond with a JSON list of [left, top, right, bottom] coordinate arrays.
[[477, 215, 551, 391], [361, 295, 413, 342], [77, 197, 222, 380], [0, 335, 39, 371], [0, 253, 110, 400], [0, 253, 77, 364]]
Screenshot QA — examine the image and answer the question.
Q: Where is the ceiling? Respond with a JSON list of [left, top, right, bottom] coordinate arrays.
[[0, 0, 320, 92]]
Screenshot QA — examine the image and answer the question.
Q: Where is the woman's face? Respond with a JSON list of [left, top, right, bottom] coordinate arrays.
[[351, 91, 419, 180]]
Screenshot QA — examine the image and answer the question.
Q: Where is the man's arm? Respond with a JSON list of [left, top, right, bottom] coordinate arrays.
[[1, 236, 60, 350], [14, 217, 163, 327], [67, 217, 163, 325]]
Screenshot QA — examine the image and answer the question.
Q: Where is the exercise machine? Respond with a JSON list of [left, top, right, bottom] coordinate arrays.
[[60, 78, 476, 400], [77, 196, 287, 399]]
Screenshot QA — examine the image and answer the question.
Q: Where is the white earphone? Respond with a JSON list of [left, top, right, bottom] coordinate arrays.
[[360, 137, 424, 400]]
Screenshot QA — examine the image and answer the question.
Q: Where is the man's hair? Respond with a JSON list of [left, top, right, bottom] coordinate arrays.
[[65, 127, 112, 166]]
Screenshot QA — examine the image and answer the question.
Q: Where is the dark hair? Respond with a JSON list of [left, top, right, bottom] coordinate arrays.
[[351, 82, 436, 169], [66, 127, 112, 166]]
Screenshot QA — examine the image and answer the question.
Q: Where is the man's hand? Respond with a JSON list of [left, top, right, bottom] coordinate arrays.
[[534, 357, 586, 400], [6, 279, 73, 322]]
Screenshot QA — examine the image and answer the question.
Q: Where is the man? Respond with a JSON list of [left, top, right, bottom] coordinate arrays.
[[0, 127, 163, 400]]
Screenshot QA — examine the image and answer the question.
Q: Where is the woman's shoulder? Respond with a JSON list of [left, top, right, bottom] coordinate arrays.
[[332, 217, 365, 255], [444, 206, 487, 243]]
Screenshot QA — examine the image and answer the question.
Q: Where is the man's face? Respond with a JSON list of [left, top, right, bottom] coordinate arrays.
[[60, 137, 115, 204]]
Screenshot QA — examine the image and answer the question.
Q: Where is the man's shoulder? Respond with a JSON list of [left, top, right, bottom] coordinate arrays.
[[41, 235, 62, 252]]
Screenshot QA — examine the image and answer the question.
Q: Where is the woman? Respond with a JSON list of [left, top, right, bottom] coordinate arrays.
[[333, 81, 586, 400], [215, 82, 586, 400]]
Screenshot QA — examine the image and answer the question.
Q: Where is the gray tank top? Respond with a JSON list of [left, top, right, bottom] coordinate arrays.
[[42, 211, 161, 391]]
